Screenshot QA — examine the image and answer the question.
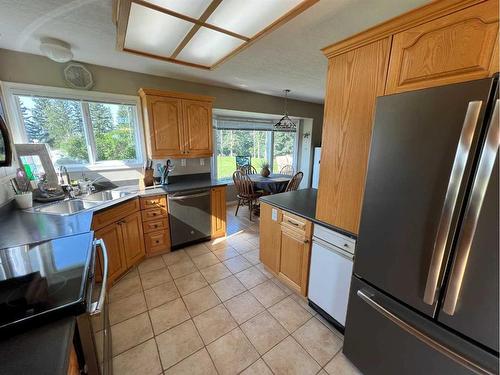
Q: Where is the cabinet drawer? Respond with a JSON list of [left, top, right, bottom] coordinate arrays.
[[141, 207, 167, 222], [92, 198, 140, 230], [140, 195, 167, 210], [145, 230, 170, 254], [281, 212, 308, 234], [143, 218, 169, 233]]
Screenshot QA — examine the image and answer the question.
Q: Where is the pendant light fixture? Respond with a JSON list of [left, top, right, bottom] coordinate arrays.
[[274, 89, 297, 132]]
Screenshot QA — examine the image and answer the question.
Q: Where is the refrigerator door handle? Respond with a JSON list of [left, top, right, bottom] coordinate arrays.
[[423, 101, 483, 305], [443, 99, 499, 316], [357, 289, 494, 375]]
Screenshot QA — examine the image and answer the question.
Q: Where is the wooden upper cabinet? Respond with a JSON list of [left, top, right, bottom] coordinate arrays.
[[211, 186, 227, 239], [386, 0, 499, 94], [121, 211, 146, 268], [139, 89, 214, 159], [147, 96, 184, 156], [183, 100, 213, 157], [316, 38, 391, 235]]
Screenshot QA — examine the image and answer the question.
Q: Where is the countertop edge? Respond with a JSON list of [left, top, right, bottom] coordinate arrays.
[[260, 191, 358, 240]]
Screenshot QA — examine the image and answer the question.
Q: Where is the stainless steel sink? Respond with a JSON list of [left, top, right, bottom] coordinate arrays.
[[81, 190, 131, 202], [32, 199, 101, 215]]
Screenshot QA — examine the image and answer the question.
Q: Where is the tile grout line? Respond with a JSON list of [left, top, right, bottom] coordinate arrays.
[[140, 255, 164, 373]]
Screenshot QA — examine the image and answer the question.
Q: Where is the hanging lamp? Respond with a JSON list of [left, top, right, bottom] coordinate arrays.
[[274, 89, 297, 132]]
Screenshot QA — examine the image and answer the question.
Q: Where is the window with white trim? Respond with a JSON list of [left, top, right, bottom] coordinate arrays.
[[212, 116, 299, 181], [3, 83, 144, 170]]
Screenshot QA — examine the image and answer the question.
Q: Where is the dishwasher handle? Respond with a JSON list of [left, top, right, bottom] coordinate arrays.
[[313, 237, 354, 260], [168, 190, 211, 200]]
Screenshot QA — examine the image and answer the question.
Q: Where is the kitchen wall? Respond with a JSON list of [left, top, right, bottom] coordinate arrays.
[[0, 48, 324, 204]]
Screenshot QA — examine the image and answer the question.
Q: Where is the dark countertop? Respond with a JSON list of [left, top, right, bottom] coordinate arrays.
[[260, 188, 357, 239], [260, 188, 318, 221], [0, 172, 228, 374], [0, 317, 76, 375], [0, 200, 93, 249], [0, 173, 226, 249]]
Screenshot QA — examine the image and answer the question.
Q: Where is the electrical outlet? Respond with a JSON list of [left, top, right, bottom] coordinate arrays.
[[200, 158, 205, 166], [181, 159, 186, 167]]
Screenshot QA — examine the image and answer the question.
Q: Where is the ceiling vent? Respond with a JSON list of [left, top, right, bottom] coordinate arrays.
[[64, 63, 94, 90]]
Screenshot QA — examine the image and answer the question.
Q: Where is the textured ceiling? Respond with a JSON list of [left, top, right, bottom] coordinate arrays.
[[0, 0, 430, 103]]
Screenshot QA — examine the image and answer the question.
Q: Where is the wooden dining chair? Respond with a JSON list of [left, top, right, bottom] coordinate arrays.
[[239, 165, 257, 175], [233, 170, 262, 221], [285, 171, 303, 192], [280, 165, 294, 176]]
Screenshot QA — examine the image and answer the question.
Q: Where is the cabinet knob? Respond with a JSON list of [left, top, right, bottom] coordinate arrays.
[[155, 240, 160, 244]]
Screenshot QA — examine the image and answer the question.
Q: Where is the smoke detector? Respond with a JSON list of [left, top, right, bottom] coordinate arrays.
[[40, 37, 73, 63]]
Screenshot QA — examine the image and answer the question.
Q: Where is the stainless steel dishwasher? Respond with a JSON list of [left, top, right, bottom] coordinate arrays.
[[168, 189, 211, 249]]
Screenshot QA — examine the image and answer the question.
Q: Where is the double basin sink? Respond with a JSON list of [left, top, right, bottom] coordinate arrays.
[[30, 190, 133, 215]]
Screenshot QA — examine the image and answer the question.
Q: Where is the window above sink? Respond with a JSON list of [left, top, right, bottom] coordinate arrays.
[[1, 82, 146, 172]]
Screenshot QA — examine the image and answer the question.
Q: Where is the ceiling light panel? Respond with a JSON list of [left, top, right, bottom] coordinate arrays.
[[125, 3, 193, 57], [206, 0, 303, 38], [177, 27, 245, 66], [142, 0, 213, 18]]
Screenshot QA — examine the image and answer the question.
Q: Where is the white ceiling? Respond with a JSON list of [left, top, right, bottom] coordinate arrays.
[[0, 0, 430, 103]]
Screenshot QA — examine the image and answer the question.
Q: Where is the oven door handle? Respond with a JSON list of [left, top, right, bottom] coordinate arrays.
[[90, 238, 108, 316]]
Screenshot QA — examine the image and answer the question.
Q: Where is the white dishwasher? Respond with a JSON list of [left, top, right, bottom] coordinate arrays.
[[308, 225, 356, 331]]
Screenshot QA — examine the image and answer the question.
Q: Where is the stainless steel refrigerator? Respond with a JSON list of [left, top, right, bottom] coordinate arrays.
[[343, 77, 499, 375]]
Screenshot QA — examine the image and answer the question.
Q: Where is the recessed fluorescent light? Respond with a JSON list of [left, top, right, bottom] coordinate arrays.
[[116, 0, 318, 69]]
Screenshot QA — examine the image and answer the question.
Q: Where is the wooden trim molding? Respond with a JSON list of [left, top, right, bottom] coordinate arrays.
[[322, 0, 487, 58], [115, 0, 319, 70], [138, 88, 215, 103]]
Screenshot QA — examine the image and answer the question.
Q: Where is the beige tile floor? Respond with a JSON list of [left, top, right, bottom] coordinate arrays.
[[106, 204, 362, 375]]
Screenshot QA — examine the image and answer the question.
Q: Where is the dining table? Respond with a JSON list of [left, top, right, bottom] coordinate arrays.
[[247, 173, 291, 194]]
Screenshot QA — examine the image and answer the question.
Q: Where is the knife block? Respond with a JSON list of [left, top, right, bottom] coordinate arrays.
[[143, 169, 154, 187]]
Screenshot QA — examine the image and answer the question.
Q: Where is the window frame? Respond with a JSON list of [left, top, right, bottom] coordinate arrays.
[[211, 115, 300, 182], [1, 81, 146, 172]]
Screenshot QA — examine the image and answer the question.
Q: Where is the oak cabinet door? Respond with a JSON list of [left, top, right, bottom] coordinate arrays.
[[147, 95, 184, 157], [386, 0, 499, 94], [211, 186, 227, 238], [316, 38, 391, 235], [95, 222, 127, 285], [278, 225, 312, 296], [121, 211, 146, 268], [259, 203, 282, 274], [182, 99, 212, 157]]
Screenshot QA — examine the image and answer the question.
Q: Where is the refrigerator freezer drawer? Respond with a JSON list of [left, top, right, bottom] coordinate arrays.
[[308, 240, 353, 326], [344, 277, 498, 375]]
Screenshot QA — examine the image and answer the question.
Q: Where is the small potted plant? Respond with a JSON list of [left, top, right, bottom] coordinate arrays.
[[260, 162, 271, 178]]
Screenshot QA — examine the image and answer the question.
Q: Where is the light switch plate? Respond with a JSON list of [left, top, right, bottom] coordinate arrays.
[[200, 158, 205, 166]]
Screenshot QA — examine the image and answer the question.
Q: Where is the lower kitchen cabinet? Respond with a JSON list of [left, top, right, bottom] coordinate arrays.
[[259, 203, 282, 273], [259, 202, 312, 296], [121, 211, 146, 267], [211, 186, 227, 239], [94, 222, 127, 285], [140, 194, 171, 256], [92, 198, 146, 285]]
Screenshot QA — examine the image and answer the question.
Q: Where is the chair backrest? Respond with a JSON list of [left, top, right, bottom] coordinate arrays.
[[233, 170, 255, 197], [239, 165, 257, 175], [285, 171, 303, 192], [280, 165, 294, 176], [235, 156, 251, 169]]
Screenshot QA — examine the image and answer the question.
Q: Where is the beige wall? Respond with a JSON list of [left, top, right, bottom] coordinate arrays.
[[0, 48, 324, 204], [0, 49, 324, 142]]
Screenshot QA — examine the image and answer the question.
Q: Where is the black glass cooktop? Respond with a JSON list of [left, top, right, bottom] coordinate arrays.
[[0, 232, 94, 330]]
